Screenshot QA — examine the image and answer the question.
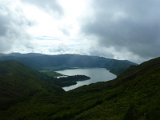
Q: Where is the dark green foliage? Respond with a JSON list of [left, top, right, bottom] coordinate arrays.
[[0, 61, 63, 110], [52, 75, 90, 87], [41, 70, 90, 87], [40, 70, 63, 77], [1, 57, 160, 120]]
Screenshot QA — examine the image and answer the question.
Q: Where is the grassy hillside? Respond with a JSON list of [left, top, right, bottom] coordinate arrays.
[[0, 57, 160, 120], [0, 61, 63, 110]]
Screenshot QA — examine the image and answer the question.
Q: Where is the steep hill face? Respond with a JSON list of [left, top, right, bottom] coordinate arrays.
[[0, 61, 63, 110], [1, 57, 160, 120], [65, 57, 160, 120], [0, 53, 136, 75]]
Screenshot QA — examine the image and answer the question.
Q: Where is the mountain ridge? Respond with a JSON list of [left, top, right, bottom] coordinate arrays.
[[0, 53, 136, 75]]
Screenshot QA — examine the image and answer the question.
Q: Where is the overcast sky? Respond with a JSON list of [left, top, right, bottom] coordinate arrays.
[[0, 0, 160, 63]]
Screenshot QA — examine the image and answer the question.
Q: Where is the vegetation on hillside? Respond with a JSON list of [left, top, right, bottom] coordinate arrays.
[[0, 61, 63, 110], [52, 75, 90, 87], [40, 70, 90, 87], [40, 70, 63, 78], [0, 57, 160, 120]]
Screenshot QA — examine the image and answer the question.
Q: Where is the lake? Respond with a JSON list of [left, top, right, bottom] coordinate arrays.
[[56, 68, 117, 91]]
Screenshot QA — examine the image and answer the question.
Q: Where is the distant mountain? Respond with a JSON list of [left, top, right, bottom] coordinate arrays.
[[1, 57, 160, 120], [0, 53, 136, 75]]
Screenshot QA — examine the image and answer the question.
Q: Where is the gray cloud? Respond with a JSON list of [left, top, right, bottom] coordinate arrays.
[[0, 3, 31, 53], [83, 0, 160, 60], [23, 0, 63, 16], [1, 0, 159, 63]]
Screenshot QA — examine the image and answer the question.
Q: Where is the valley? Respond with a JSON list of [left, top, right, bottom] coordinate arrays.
[[0, 55, 160, 120], [1, 0, 159, 119]]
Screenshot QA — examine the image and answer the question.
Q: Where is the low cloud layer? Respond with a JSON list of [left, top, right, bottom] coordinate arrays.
[[83, 0, 160, 61], [0, 0, 160, 63], [0, 1, 31, 52]]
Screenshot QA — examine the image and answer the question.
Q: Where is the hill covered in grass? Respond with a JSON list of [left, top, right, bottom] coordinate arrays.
[[0, 57, 160, 120], [0, 61, 63, 110]]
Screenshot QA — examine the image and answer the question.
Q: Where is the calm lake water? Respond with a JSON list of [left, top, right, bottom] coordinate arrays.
[[56, 68, 116, 91]]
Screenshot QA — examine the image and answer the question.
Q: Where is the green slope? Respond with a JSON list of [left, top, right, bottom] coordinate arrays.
[[67, 57, 160, 120], [0, 61, 63, 110], [0, 57, 160, 120]]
